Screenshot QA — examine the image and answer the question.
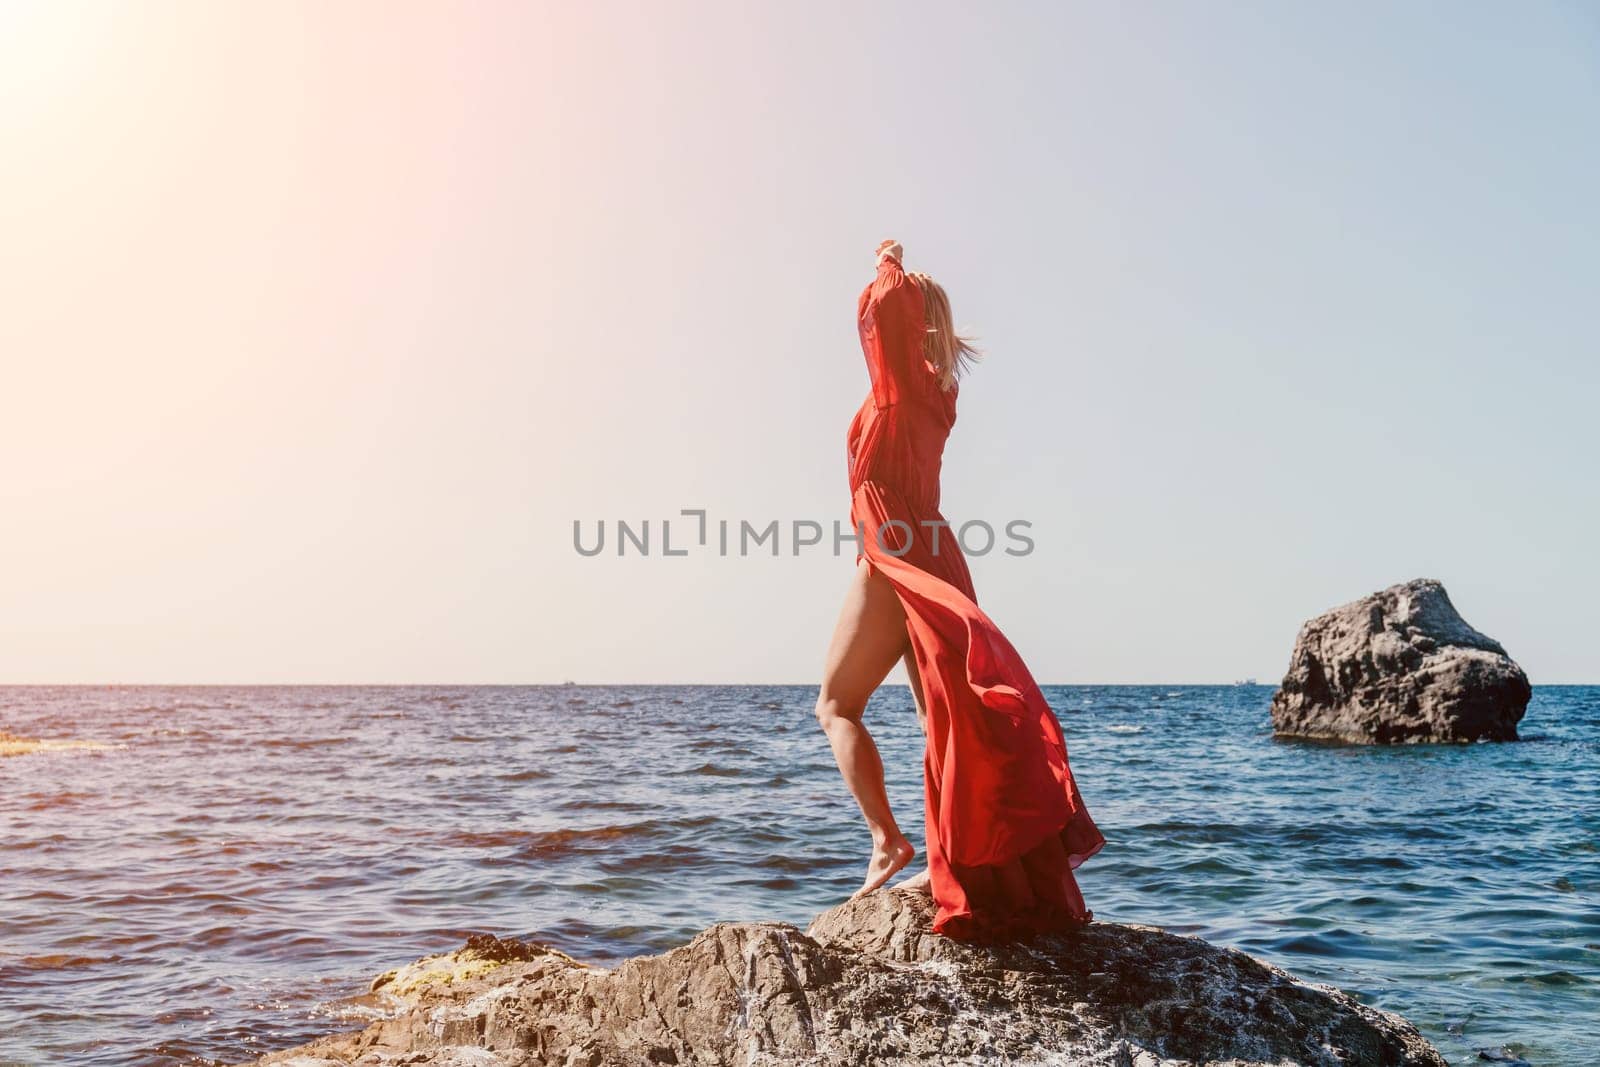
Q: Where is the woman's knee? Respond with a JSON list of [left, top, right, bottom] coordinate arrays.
[[815, 689, 867, 729]]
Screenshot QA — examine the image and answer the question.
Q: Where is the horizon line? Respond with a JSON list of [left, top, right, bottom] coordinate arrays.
[[1, 680, 1594, 688]]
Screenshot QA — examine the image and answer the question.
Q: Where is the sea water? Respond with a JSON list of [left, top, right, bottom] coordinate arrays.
[[1, 685, 1595, 1066]]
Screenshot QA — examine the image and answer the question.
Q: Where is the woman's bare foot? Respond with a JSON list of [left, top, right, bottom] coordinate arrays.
[[892, 867, 932, 895], [853, 835, 914, 897]]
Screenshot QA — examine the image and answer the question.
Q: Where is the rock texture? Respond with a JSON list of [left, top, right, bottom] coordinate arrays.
[[1271, 578, 1530, 744], [243, 890, 1446, 1067]]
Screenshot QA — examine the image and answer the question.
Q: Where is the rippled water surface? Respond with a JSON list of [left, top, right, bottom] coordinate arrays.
[[1, 685, 1596, 1066]]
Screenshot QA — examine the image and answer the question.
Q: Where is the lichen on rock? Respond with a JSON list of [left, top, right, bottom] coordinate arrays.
[[369, 934, 585, 999]]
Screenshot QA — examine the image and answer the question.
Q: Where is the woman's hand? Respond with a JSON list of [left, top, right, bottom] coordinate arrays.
[[875, 239, 903, 265]]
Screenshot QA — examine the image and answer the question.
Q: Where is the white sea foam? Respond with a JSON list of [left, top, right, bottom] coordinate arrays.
[[1106, 724, 1144, 734]]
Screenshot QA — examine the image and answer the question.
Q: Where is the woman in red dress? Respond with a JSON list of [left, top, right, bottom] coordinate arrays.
[[814, 239, 1105, 940]]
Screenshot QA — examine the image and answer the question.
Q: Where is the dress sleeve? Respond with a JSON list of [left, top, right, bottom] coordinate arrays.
[[859, 253, 925, 410]]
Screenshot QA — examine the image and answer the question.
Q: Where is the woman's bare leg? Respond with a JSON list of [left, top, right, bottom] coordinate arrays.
[[904, 644, 929, 737], [816, 559, 916, 897], [893, 644, 934, 896]]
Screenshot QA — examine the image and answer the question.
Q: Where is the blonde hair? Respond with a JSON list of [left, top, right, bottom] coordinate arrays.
[[908, 272, 981, 391]]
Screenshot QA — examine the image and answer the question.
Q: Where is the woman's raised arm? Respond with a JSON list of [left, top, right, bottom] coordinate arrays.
[[860, 244, 925, 410]]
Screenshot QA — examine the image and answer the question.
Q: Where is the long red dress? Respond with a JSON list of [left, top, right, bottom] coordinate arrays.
[[846, 251, 1105, 940]]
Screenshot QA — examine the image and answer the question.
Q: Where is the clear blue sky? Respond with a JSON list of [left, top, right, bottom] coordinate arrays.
[[2, 2, 1596, 683]]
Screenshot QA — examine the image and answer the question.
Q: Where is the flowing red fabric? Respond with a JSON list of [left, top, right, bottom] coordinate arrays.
[[845, 252, 1105, 940]]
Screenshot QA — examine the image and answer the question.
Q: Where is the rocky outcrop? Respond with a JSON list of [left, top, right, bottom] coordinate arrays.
[[1271, 578, 1530, 744], [243, 890, 1446, 1067]]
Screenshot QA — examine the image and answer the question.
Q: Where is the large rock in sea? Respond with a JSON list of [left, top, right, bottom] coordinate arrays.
[[242, 890, 1446, 1066], [1271, 578, 1530, 744]]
